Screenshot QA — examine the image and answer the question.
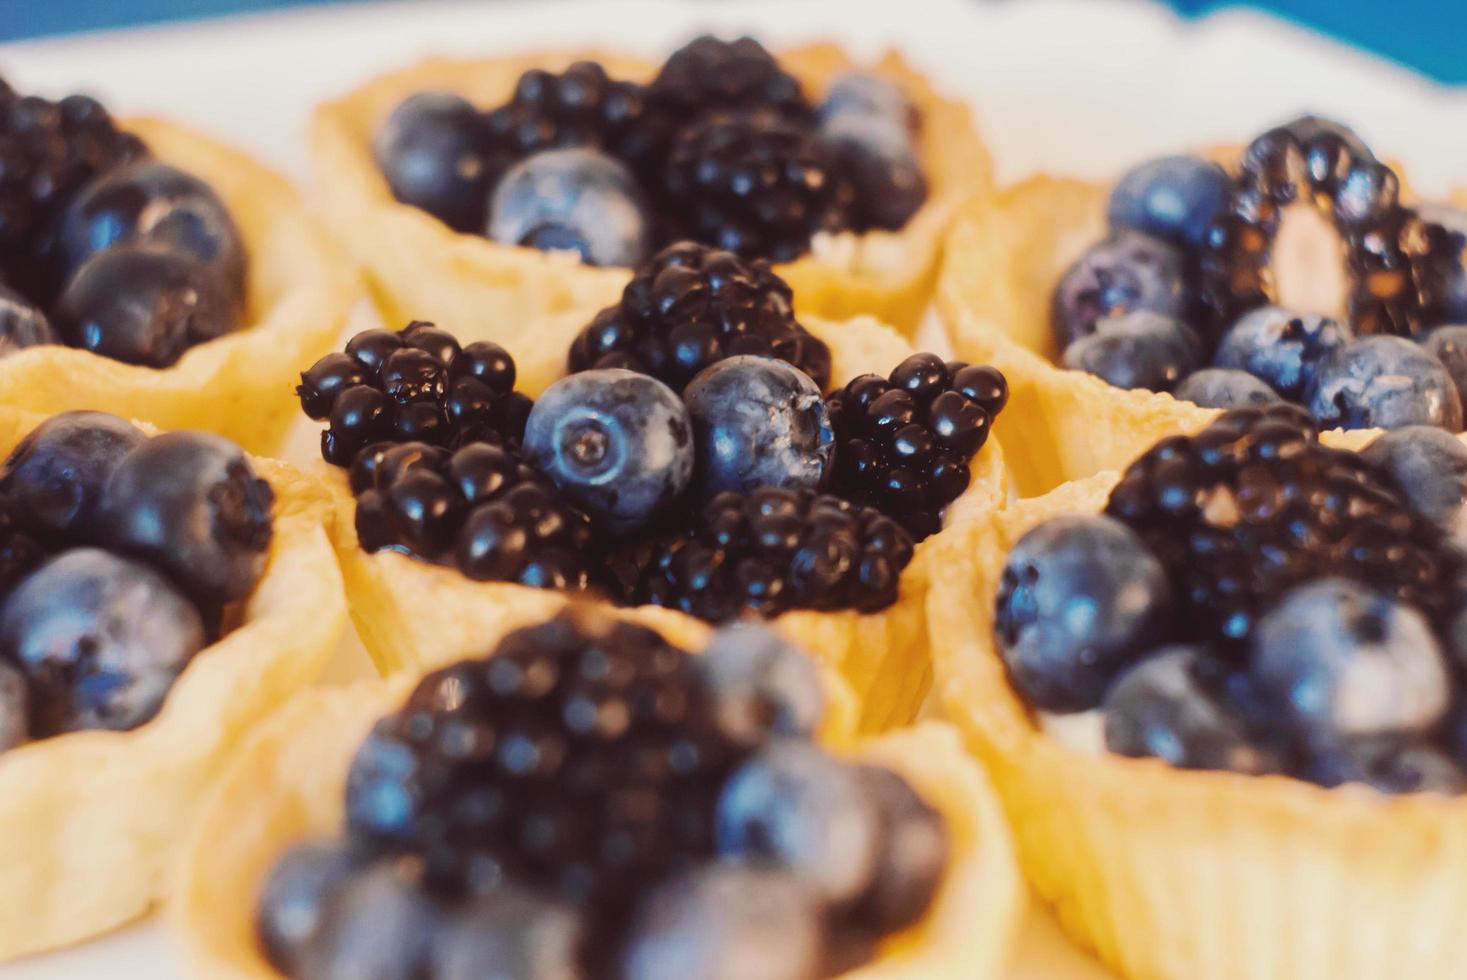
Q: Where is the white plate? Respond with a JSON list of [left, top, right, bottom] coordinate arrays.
[[1, 0, 1465, 976]]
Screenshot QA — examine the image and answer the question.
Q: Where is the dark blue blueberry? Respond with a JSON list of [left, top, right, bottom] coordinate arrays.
[[345, 727, 422, 843], [0, 411, 146, 537], [488, 148, 651, 268], [620, 866, 824, 980], [1305, 738, 1466, 795], [256, 839, 365, 975], [54, 242, 234, 368], [432, 883, 585, 980], [1306, 336, 1464, 431], [1173, 368, 1281, 409], [717, 740, 880, 905], [851, 764, 948, 933], [701, 623, 825, 744], [819, 113, 926, 230], [295, 863, 437, 980], [374, 92, 493, 233], [1102, 645, 1277, 774], [1419, 324, 1467, 408], [1050, 230, 1190, 349], [54, 161, 245, 305], [816, 72, 916, 130], [1361, 425, 1467, 534], [1251, 578, 1449, 744], [523, 368, 693, 534], [994, 515, 1172, 712], [0, 548, 205, 735], [1106, 154, 1231, 251], [683, 355, 834, 498], [0, 284, 57, 357], [1416, 203, 1467, 324], [1061, 310, 1202, 392], [1213, 306, 1352, 400], [0, 660, 29, 751], [98, 431, 274, 604]]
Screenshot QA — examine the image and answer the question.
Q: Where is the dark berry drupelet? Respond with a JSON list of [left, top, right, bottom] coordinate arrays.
[[344, 610, 755, 912], [0, 90, 148, 298], [617, 487, 916, 622], [826, 354, 1008, 540], [1105, 404, 1463, 653], [297, 321, 530, 466], [646, 36, 814, 132], [661, 110, 855, 263], [567, 241, 831, 392], [352, 440, 598, 591]]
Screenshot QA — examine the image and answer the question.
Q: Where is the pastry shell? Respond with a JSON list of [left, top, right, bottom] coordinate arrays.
[[0, 118, 358, 455], [0, 407, 348, 960], [317, 313, 1008, 733], [308, 44, 990, 338], [171, 660, 1025, 980], [927, 429, 1467, 980]]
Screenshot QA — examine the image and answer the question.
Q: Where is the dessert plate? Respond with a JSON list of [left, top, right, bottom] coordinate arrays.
[[2, 0, 1463, 976]]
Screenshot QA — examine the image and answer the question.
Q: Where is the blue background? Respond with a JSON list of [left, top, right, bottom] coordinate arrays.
[[1, 0, 1465, 84]]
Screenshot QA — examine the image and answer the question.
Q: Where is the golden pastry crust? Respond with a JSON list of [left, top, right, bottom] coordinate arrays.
[[0, 407, 348, 961], [316, 314, 1006, 732], [0, 118, 357, 455], [308, 44, 990, 338], [927, 431, 1467, 980], [170, 664, 1024, 980]]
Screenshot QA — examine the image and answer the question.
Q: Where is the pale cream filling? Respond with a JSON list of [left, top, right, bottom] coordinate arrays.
[[1271, 206, 1350, 323], [1038, 709, 1107, 755]]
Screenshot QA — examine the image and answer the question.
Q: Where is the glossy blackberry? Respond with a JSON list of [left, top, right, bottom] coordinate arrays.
[[661, 110, 854, 263], [346, 610, 753, 911], [1200, 116, 1458, 339], [297, 321, 529, 466], [1105, 404, 1462, 653], [826, 355, 1007, 540], [645, 35, 813, 136], [0, 90, 148, 298], [618, 487, 915, 622], [352, 440, 598, 592], [568, 241, 830, 392]]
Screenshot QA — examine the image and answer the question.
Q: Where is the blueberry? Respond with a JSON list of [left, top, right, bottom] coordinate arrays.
[[488, 148, 651, 268], [1061, 310, 1202, 392], [994, 515, 1172, 712], [0, 411, 146, 537], [620, 866, 824, 980], [1361, 425, 1467, 534], [54, 243, 234, 368], [1102, 645, 1276, 774], [0, 284, 57, 356], [295, 862, 437, 980], [523, 368, 693, 534], [717, 740, 880, 905], [1106, 155, 1231, 251], [1305, 738, 1466, 795], [98, 431, 274, 604], [850, 765, 948, 933], [256, 839, 365, 975], [701, 623, 826, 744], [1213, 306, 1353, 400], [1251, 578, 1449, 743], [54, 161, 245, 305], [0, 548, 205, 735], [1306, 335, 1464, 431], [432, 883, 584, 980], [1416, 203, 1467, 324], [816, 72, 917, 130], [683, 355, 834, 498], [1419, 324, 1467, 407], [1173, 368, 1281, 409], [374, 92, 493, 233], [818, 113, 927, 230], [0, 660, 29, 751], [1050, 230, 1190, 349]]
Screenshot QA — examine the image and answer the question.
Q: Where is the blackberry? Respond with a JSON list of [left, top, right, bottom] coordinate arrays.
[[827, 354, 1008, 540], [345, 610, 753, 911], [567, 241, 831, 392], [646, 36, 813, 132], [661, 110, 855, 263], [1105, 404, 1462, 653], [0, 89, 148, 299], [352, 440, 598, 592], [617, 487, 915, 622], [297, 321, 531, 466]]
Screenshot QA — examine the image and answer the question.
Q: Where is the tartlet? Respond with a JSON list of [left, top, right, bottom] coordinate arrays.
[[0, 407, 347, 960], [320, 312, 1007, 732], [0, 117, 357, 454], [310, 44, 988, 338], [928, 427, 1467, 980]]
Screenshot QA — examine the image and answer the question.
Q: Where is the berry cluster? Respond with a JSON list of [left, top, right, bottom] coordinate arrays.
[[257, 611, 948, 978], [375, 36, 929, 269]]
